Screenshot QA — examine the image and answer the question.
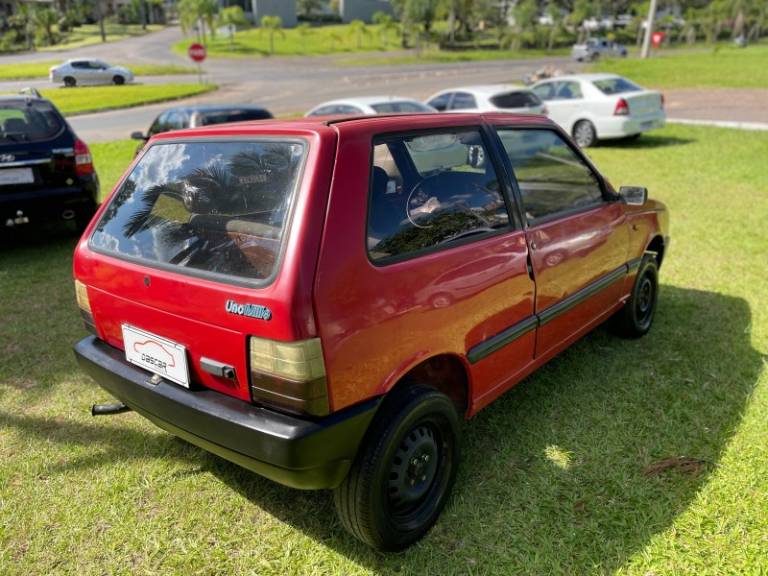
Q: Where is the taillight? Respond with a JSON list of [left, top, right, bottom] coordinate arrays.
[[613, 98, 629, 116], [74, 279, 97, 334], [249, 337, 329, 416], [74, 139, 94, 176]]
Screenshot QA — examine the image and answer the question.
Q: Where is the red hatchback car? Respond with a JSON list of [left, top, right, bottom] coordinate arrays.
[[73, 113, 669, 550]]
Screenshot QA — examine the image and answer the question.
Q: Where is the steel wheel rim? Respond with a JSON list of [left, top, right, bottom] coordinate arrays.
[[636, 275, 654, 325]]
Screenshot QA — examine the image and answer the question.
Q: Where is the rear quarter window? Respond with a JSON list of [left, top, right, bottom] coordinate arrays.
[[593, 77, 642, 95], [90, 139, 306, 284], [490, 91, 542, 109]]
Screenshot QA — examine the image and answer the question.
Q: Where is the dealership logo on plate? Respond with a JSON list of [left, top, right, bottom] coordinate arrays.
[[0, 154, 15, 163]]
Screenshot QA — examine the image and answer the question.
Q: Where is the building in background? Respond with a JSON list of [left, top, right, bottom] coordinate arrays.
[[250, 0, 297, 27], [339, 0, 392, 23], [215, 0, 390, 26]]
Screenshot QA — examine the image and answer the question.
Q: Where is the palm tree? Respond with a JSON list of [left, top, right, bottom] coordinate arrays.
[[372, 11, 398, 47], [33, 8, 59, 46], [296, 23, 313, 53], [260, 15, 284, 55], [218, 6, 249, 48], [348, 19, 368, 49]]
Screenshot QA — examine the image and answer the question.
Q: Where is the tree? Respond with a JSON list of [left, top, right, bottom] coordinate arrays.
[[218, 6, 248, 48], [33, 8, 59, 46], [297, 0, 323, 18], [178, 0, 219, 42], [348, 19, 369, 49], [260, 15, 284, 55], [296, 23, 313, 53], [372, 11, 398, 46]]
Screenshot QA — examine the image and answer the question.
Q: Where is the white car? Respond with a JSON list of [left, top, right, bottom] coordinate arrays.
[[49, 59, 134, 87], [305, 96, 435, 117], [425, 84, 547, 115], [531, 74, 665, 147]]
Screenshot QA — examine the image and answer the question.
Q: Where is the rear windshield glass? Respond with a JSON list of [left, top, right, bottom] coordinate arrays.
[[592, 77, 641, 95], [0, 100, 64, 143], [370, 101, 433, 113], [90, 140, 306, 283], [199, 109, 273, 126], [490, 91, 542, 109]]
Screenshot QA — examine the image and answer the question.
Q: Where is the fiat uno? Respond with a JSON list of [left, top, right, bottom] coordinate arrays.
[[73, 113, 669, 550]]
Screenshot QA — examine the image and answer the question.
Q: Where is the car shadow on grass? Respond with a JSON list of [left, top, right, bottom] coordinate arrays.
[[596, 134, 695, 149], [206, 285, 762, 573]]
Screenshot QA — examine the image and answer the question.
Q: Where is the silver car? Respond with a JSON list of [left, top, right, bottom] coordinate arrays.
[[49, 59, 134, 87]]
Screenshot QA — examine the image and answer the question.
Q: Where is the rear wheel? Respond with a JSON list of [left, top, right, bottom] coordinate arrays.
[[112, 75, 125, 86], [573, 120, 598, 148], [334, 384, 460, 551], [611, 256, 659, 338], [64, 76, 76, 87]]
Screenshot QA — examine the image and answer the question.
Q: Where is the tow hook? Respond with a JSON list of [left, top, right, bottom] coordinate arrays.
[[91, 402, 131, 416]]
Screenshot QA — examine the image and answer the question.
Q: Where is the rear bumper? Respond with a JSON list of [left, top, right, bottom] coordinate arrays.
[[598, 111, 667, 139], [74, 336, 380, 489], [1, 177, 98, 221]]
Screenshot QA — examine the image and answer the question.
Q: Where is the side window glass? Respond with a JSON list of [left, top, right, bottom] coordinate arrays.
[[428, 93, 451, 111], [532, 83, 554, 101], [497, 128, 603, 221], [555, 81, 583, 100], [449, 92, 477, 110], [165, 111, 187, 130], [148, 113, 167, 136], [368, 129, 511, 262]]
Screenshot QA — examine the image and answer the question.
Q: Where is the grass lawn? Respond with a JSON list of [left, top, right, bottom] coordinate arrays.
[[0, 61, 197, 81], [339, 46, 569, 66], [34, 84, 217, 116], [1, 124, 767, 574], [174, 23, 402, 58], [590, 44, 768, 88], [37, 23, 165, 52]]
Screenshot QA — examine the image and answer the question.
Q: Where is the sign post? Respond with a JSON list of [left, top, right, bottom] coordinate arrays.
[[188, 43, 207, 84]]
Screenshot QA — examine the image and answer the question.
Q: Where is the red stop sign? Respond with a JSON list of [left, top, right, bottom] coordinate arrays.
[[188, 43, 207, 63], [651, 31, 665, 48]]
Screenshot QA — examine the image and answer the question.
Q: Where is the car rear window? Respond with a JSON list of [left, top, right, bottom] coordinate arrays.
[[199, 109, 273, 126], [370, 101, 433, 113], [592, 77, 642, 95], [489, 91, 542, 109], [90, 140, 306, 283], [0, 100, 64, 143]]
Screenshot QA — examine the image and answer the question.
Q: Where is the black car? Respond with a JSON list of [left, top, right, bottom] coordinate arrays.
[[0, 91, 98, 232], [131, 104, 274, 154]]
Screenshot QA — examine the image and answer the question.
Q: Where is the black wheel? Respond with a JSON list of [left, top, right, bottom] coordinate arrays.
[[113, 75, 125, 86], [334, 384, 460, 551], [611, 255, 659, 338], [573, 120, 598, 148], [64, 76, 76, 87]]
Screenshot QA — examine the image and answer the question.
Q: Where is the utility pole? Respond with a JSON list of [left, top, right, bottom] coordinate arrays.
[[640, 0, 658, 59]]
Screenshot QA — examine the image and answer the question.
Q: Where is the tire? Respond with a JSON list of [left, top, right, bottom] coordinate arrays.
[[573, 120, 598, 148], [334, 384, 460, 551], [611, 255, 659, 338], [63, 76, 76, 87], [112, 75, 125, 86]]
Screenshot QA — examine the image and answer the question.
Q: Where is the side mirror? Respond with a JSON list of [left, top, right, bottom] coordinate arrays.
[[130, 131, 146, 141], [619, 186, 647, 206]]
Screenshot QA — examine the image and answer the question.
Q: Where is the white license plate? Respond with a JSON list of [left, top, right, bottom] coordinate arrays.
[[122, 325, 190, 387], [0, 167, 34, 185]]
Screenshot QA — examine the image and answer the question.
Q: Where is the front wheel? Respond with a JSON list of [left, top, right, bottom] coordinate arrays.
[[334, 385, 460, 551], [112, 75, 125, 86], [63, 76, 76, 87], [611, 256, 659, 338]]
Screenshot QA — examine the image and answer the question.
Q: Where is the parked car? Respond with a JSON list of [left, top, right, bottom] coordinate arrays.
[[532, 73, 666, 147], [571, 38, 628, 61], [131, 104, 274, 154], [73, 112, 669, 551], [50, 59, 134, 87], [305, 96, 435, 116], [425, 84, 547, 115], [1, 89, 98, 231]]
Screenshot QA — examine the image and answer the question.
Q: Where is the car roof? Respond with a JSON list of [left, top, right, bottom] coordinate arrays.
[[438, 84, 532, 96], [163, 104, 271, 114], [538, 73, 621, 83], [151, 112, 554, 142], [313, 96, 423, 107], [0, 95, 45, 103]]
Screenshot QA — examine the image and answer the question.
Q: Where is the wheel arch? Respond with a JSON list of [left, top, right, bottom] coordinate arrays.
[[646, 235, 666, 268]]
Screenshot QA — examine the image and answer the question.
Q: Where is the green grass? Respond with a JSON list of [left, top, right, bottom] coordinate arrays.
[[590, 44, 768, 88], [0, 61, 197, 81], [174, 23, 403, 58], [1, 124, 767, 574], [33, 84, 217, 116], [90, 140, 137, 198], [339, 46, 569, 66], [37, 23, 164, 52]]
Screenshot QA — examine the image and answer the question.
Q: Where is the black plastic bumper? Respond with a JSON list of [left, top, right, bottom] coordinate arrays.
[[74, 336, 380, 489], [1, 178, 98, 222]]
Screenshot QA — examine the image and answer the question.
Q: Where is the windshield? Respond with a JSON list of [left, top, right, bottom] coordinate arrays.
[[0, 100, 64, 143], [90, 140, 306, 283], [593, 77, 642, 95], [371, 101, 434, 113]]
